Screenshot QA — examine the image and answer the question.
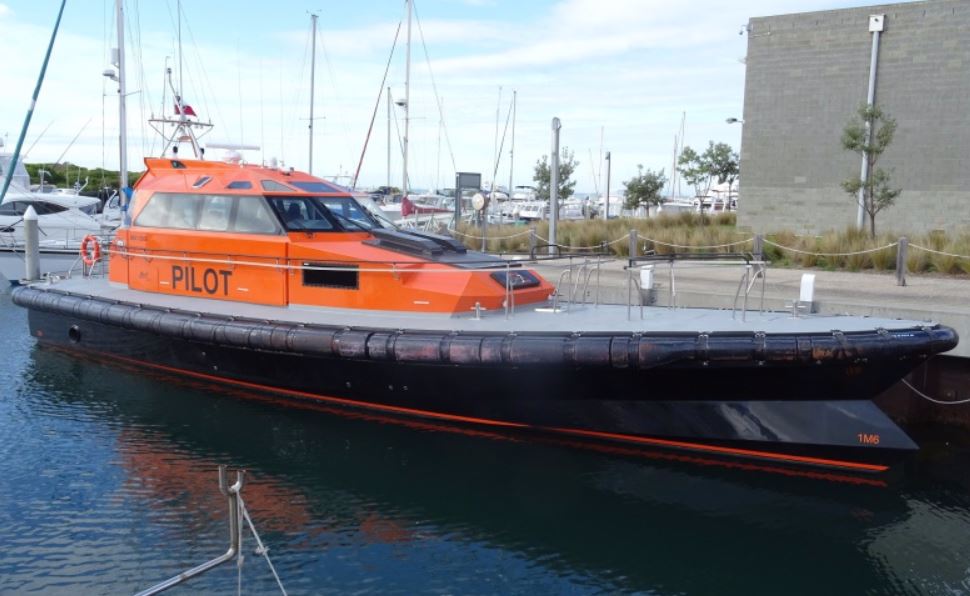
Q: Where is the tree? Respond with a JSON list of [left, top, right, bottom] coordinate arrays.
[[623, 166, 667, 216], [702, 141, 739, 193], [841, 104, 901, 238], [533, 147, 578, 202], [676, 146, 711, 199]]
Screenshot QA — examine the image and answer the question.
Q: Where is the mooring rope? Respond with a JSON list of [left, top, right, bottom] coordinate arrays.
[[901, 378, 970, 406], [237, 494, 288, 596], [762, 239, 898, 258]]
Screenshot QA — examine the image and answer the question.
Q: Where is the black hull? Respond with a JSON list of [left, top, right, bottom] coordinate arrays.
[[14, 286, 960, 472]]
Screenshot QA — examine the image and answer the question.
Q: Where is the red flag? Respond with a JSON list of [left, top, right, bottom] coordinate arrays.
[[174, 103, 197, 117]]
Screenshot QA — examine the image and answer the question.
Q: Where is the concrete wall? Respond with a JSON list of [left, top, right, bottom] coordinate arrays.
[[738, 0, 970, 234]]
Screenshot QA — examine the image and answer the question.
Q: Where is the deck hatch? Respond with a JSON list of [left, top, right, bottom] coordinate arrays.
[[490, 270, 541, 290], [303, 262, 359, 290], [192, 175, 212, 188]]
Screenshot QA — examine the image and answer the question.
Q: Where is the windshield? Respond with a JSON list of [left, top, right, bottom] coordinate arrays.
[[317, 196, 379, 230], [266, 195, 379, 232]]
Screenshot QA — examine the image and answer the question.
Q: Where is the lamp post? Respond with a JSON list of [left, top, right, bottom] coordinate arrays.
[[726, 118, 744, 212]]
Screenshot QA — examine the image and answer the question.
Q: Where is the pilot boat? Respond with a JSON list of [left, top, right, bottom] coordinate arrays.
[[12, 156, 958, 473]]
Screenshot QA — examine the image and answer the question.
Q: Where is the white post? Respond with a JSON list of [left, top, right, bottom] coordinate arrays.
[[23, 206, 40, 282], [857, 14, 884, 229], [549, 117, 561, 256]]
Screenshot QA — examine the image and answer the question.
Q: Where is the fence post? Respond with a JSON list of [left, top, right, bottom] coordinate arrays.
[[529, 226, 537, 258], [896, 236, 908, 287], [629, 229, 638, 259], [753, 234, 764, 260]]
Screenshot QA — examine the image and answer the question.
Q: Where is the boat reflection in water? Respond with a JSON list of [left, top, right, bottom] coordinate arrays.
[[13, 344, 970, 595]]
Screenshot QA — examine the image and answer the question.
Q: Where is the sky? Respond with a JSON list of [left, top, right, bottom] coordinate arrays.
[[0, 0, 900, 194]]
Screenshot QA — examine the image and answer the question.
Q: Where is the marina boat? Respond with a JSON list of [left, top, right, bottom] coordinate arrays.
[[510, 185, 537, 201], [12, 155, 959, 473], [0, 152, 108, 284]]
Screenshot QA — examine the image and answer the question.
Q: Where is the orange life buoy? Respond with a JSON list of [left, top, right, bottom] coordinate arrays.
[[80, 235, 102, 266]]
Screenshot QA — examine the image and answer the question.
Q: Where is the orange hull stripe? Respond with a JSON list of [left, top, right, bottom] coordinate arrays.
[[89, 351, 888, 473]]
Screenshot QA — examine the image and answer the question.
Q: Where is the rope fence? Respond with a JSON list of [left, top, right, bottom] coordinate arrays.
[[449, 228, 533, 241], [909, 243, 970, 260], [644, 237, 753, 251], [534, 233, 630, 251], [763, 239, 899, 258]]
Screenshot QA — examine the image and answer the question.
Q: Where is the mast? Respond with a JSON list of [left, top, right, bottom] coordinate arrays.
[[403, 0, 412, 196], [117, 0, 128, 196], [308, 13, 318, 175], [387, 86, 391, 189], [0, 0, 67, 203], [508, 90, 516, 193]]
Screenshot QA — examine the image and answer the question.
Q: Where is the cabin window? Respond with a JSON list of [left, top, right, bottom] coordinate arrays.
[[266, 197, 335, 231], [168, 195, 202, 229], [318, 197, 376, 230], [198, 195, 233, 231], [192, 176, 212, 188], [260, 180, 294, 192], [289, 181, 343, 193], [134, 192, 280, 235], [234, 198, 279, 234], [0, 201, 67, 216], [302, 262, 358, 290], [226, 180, 252, 190], [35, 202, 68, 215]]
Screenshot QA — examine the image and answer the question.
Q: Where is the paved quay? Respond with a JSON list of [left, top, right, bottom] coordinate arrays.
[[529, 258, 970, 358]]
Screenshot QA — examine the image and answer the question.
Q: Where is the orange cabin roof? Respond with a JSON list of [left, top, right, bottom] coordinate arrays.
[[136, 157, 352, 196]]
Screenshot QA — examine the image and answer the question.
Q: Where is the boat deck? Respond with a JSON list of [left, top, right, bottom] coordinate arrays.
[[32, 276, 938, 335]]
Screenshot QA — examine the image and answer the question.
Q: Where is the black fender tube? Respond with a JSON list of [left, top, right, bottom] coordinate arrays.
[[12, 286, 959, 370]]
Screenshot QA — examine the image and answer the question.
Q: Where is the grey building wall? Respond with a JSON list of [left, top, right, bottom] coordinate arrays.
[[738, 0, 970, 234]]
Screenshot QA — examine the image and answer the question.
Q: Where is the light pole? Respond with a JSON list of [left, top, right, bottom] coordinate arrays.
[[727, 118, 744, 211], [604, 151, 611, 220]]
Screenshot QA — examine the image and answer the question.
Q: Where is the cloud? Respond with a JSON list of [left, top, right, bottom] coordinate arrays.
[[0, 4, 11, 18], [9, 0, 868, 191]]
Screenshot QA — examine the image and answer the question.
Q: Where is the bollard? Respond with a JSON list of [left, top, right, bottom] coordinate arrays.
[[896, 236, 908, 287], [23, 205, 40, 282], [753, 234, 764, 260], [629, 229, 638, 259]]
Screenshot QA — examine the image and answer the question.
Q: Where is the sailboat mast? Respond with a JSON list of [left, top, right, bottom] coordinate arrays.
[[403, 0, 411, 196], [308, 13, 318, 175], [117, 0, 128, 194], [508, 90, 516, 193], [387, 86, 391, 189], [0, 0, 67, 203]]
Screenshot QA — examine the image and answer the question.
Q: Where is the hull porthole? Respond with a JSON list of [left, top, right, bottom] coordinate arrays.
[[68, 325, 81, 343]]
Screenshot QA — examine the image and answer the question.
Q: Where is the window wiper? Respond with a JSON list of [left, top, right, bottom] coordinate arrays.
[[327, 209, 372, 232]]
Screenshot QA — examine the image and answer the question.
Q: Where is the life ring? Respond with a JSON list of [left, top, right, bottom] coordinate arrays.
[[80, 235, 102, 266]]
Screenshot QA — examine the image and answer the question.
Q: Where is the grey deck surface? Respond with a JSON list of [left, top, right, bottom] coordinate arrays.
[[36, 277, 936, 335]]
